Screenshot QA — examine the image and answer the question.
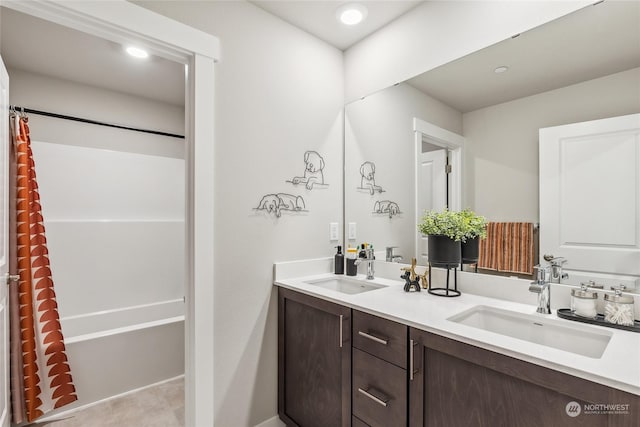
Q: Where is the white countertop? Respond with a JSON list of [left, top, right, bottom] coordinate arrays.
[[275, 270, 640, 396]]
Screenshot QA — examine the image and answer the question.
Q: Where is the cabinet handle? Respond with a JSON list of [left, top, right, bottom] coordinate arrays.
[[339, 315, 343, 348], [358, 387, 389, 407], [410, 339, 417, 381], [358, 330, 388, 345]]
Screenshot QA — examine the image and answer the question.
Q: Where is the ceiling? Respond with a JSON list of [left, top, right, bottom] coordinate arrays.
[[406, 1, 640, 113], [2, 1, 637, 113], [0, 7, 185, 106], [249, 1, 424, 50]]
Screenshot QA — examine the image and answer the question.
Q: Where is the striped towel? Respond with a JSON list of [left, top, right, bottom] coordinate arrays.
[[478, 222, 534, 275]]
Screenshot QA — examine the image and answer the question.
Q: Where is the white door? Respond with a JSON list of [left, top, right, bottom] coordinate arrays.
[[0, 55, 11, 427], [540, 114, 640, 285], [416, 147, 447, 265]]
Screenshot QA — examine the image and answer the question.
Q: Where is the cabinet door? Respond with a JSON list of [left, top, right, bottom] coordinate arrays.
[[409, 328, 616, 427], [278, 287, 351, 427]]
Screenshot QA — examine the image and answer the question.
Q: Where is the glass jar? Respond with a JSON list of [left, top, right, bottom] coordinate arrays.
[[604, 287, 635, 326], [571, 283, 599, 318]]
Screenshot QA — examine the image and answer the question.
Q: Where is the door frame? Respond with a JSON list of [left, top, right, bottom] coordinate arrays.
[[413, 118, 465, 261], [1, 1, 219, 425]]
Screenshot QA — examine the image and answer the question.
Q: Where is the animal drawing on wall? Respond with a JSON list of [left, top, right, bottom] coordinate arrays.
[[256, 193, 307, 218], [287, 150, 328, 190], [373, 200, 401, 219], [358, 161, 384, 195]]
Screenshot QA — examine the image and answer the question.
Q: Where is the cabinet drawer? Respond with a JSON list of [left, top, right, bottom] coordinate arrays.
[[352, 416, 370, 427], [353, 310, 407, 368], [353, 348, 407, 427]]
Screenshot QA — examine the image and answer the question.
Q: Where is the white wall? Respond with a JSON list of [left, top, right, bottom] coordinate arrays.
[[345, 83, 462, 263], [134, 2, 344, 426], [463, 67, 640, 222], [344, 1, 591, 102], [8, 69, 184, 158], [8, 69, 186, 318]]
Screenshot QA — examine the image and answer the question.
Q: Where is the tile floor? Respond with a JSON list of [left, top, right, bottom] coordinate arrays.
[[28, 378, 184, 427]]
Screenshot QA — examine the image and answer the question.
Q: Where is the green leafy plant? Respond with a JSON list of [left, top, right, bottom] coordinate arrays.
[[459, 208, 487, 240], [417, 208, 487, 242]]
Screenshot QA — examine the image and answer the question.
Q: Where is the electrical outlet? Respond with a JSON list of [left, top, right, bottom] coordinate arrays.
[[330, 222, 339, 241], [348, 222, 357, 240]]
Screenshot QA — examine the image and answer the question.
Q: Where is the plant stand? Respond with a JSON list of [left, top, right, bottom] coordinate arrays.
[[427, 263, 461, 297]]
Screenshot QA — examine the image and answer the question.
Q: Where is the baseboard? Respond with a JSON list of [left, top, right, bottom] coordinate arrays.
[[255, 415, 286, 427]]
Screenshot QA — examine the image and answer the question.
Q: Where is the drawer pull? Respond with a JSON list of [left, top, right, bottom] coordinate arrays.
[[410, 339, 417, 380], [358, 387, 389, 407], [358, 331, 388, 345], [339, 315, 344, 348]]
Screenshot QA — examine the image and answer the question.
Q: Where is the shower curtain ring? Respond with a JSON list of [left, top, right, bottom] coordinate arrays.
[[5, 274, 20, 285]]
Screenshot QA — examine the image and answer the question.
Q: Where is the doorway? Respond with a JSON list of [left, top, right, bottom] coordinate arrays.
[[413, 118, 465, 266], [0, 2, 218, 425]]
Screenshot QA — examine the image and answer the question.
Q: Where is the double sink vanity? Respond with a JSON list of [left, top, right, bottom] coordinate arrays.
[[275, 259, 639, 427]]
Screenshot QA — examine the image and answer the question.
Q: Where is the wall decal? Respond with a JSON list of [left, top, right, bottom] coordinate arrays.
[[287, 150, 328, 190], [358, 161, 384, 195], [256, 193, 307, 218], [373, 200, 401, 218]]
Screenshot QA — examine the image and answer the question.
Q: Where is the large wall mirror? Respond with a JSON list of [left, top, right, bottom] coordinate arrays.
[[344, 1, 640, 290]]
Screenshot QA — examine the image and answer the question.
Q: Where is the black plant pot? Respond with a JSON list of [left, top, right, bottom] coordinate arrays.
[[428, 234, 461, 268], [461, 237, 480, 264]]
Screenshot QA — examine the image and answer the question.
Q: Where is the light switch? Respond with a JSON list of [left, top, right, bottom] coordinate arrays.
[[348, 222, 357, 240], [330, 222, 339, 241]]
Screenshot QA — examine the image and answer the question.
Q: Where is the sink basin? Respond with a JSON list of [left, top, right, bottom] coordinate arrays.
[[447, 305, 612, 358], [305, 277, 387, 295]]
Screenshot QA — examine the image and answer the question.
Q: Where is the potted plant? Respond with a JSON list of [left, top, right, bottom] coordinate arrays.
[[417, 208, 487, 267], [459, 208, 487, 264], [417, 208, 466, 267]]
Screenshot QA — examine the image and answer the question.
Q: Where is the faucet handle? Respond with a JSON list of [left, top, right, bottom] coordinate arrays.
[[543, 254, 567, 266], [533, 265, 549, 283]]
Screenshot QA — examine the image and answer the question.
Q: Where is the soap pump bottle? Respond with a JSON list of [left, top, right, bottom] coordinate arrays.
[[334, 245, 344, 274]]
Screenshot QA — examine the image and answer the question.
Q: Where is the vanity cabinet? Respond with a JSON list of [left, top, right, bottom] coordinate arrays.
[[278, 286, 638, 427], [278, 288, 351, 427], [409, 328, 637, 427]]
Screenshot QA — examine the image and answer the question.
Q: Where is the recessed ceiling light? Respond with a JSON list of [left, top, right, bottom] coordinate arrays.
[[125, 46, 149, 59], [494, 65, 509, 74], [336, 3, 368, 26]]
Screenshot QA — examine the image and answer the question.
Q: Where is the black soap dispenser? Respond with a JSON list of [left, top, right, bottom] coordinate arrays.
[[334, 246, 344, 274]]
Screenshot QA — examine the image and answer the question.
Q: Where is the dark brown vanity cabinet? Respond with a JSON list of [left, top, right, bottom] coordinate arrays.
[[352, 310, 408, 427], [409, 328, 638, 427], [278, 287, 638, 427], [278, 288, 351, 427]]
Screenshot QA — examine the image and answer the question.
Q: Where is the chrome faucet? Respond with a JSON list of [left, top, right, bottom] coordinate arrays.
[[355, 247, 375, 280], [543, 255, 569, 284], [529, 265, 551, 314], [385, 246, 403, 263]]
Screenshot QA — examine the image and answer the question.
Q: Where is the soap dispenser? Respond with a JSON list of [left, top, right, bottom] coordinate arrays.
[[334, 246, 344, 274]]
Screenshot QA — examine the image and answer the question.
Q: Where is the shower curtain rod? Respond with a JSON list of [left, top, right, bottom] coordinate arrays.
[[9, 105, 185, 139]]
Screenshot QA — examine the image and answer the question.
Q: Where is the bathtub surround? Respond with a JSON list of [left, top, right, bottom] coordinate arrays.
[[7, 69, 185, 418]]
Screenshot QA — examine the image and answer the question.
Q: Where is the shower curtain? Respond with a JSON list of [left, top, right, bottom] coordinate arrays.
[[9, 114, 77, 423]]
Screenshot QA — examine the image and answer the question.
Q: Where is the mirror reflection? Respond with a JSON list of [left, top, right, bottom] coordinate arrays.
[[344, 1, 640, 289]]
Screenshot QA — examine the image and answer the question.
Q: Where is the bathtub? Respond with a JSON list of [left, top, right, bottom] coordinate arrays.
[[40, 299, 185, 418]]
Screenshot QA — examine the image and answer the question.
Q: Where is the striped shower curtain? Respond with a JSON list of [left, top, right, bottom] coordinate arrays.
[[9, 114, 77, 423]]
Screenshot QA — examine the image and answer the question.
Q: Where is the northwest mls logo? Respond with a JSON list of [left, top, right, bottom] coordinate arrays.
[[566, 401, 582, 417]]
